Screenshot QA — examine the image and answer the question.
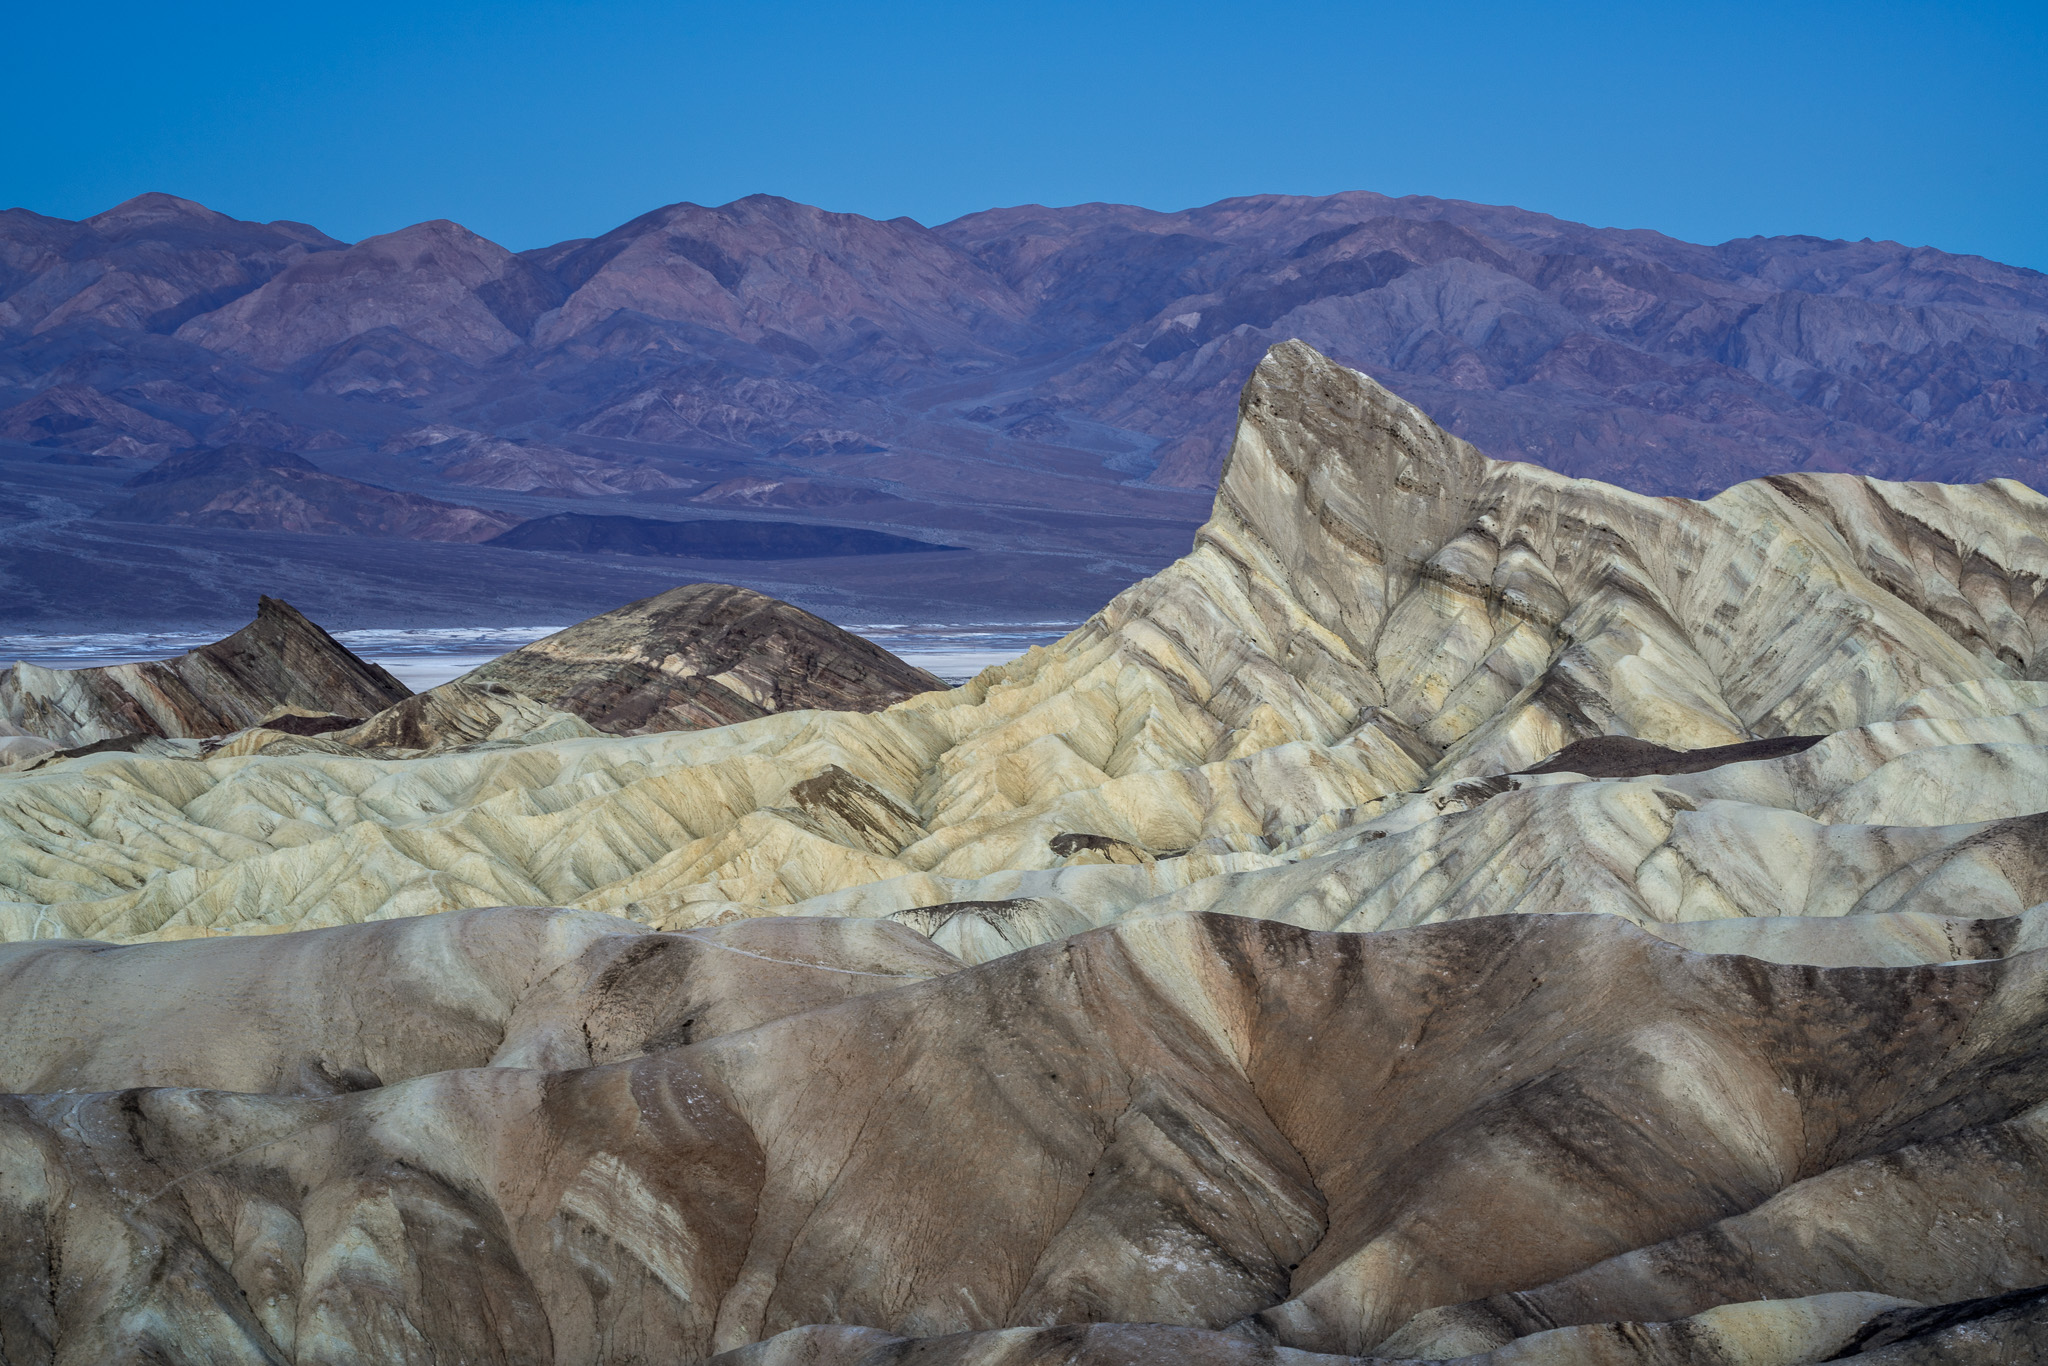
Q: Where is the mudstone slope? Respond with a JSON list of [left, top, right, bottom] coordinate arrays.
[[3, 345, 2048, 1361]]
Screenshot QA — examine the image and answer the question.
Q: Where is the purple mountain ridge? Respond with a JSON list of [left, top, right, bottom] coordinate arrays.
[[2, 189, 2043, 628]]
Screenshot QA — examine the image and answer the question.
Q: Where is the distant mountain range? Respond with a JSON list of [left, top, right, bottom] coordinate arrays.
[[3, 189, 2044, 627]]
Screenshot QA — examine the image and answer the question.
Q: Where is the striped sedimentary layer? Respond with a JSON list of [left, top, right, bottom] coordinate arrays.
[[6, 343, 2048, 1361], [3, 343, 2047, 952]]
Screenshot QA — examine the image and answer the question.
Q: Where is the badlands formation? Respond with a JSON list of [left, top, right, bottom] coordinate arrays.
[[5, 341, 2048, 1361], [0, 595, 410, 759], [463, 581, 944, 732]]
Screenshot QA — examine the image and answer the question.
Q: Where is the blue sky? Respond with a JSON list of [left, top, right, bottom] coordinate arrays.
[[6, 0, 2044, 267]]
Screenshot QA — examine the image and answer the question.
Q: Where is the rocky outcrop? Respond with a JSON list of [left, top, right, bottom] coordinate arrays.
[[9, 346, 2048, 936], [9, 343, 2048, 936], [0, 595, 409, 746], [460, 581, 943, 733], [8, 346, 2048, 1361]]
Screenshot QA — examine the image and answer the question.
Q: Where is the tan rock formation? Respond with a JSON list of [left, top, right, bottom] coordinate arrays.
[[8, 346, 2048, 945], [6, 343, 2048, 1361], [2, 912, 2045, 1362], [0, 906, 959, 1095]]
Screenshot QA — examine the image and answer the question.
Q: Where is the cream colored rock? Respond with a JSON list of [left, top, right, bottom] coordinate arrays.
[[8, 343, 2048, 954]]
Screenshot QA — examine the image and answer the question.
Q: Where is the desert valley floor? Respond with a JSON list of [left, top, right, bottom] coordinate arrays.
[[2, 342, 2047, 1362]]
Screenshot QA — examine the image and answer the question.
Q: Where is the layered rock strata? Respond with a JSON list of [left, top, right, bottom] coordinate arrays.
[[458, 581, 944, 732], [0, 595, 410, 748], [5, 344, 2048, 1361], [2, 909, 2046, 1362], [4, 343, 2046, 940]]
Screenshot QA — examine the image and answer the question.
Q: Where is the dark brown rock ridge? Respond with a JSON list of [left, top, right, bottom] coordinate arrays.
[[459, 581, 943, 732], [0, 595, 410, 746], [1, 909, 2044, 1362], [1516, 732, 1828, 778]]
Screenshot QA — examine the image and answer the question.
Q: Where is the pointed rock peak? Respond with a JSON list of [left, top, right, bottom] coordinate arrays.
[[193, 596, 412, 715], [250, 594, 333, 640], [0, 596, 408, 746], [1218, 340, 1501, 536]]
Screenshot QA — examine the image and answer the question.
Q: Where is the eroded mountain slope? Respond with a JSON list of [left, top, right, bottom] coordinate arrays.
[[459, 581, 944, 732], [3, 343, 2047, 945], [0, 594, 409, 750], [4, 911, 2046, 1363], [7, 344, 2048, 1362]]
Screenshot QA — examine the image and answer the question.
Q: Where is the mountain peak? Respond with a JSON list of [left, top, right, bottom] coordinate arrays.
[[357, 218, 507, 252], [86, 191, 232, 229], [76, 193, 347, 250]]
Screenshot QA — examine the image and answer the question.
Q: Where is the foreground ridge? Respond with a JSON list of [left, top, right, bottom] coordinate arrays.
[[2, 909, 2045, 1360], [3, 343, 2048, 1361]]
